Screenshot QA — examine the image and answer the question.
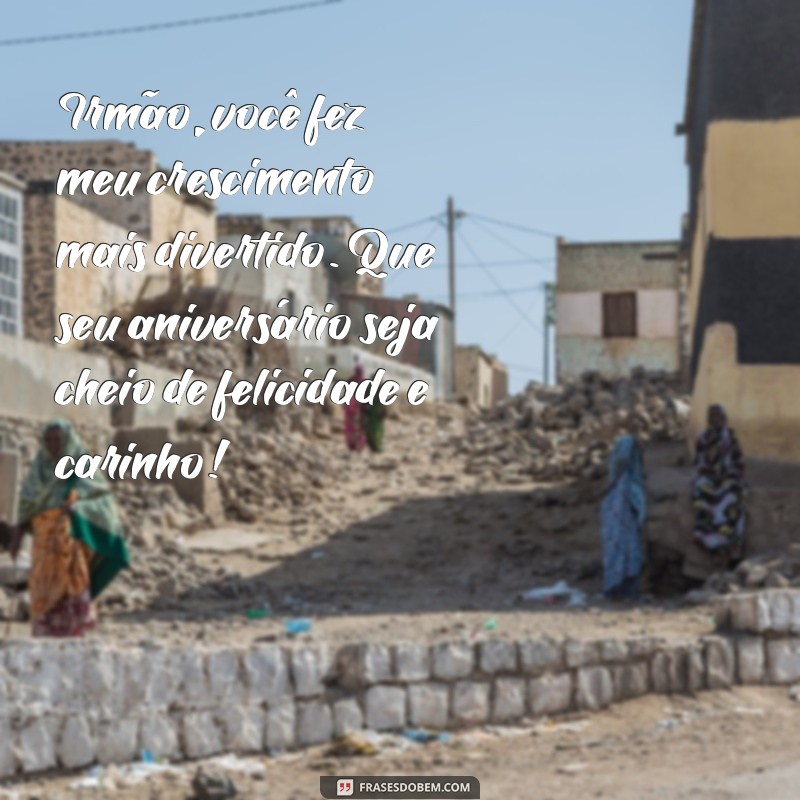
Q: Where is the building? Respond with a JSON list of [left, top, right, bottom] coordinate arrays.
[[0, 141, 216, 302], [337, 292, 454, 398], [270, 215, 383, 298], [555, 240, 682, 381], [455, 345, 508, 409], [0, 172, 24, 336], [681, 0, 800, 460]]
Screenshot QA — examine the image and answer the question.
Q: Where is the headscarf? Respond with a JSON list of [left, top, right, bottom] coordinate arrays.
[[606, 434, 647, 526], [696, 404, 743, 483], [18, 419, 129, 596]]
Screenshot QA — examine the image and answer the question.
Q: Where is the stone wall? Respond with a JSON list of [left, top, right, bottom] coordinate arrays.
[[1, 589, 797, 778]]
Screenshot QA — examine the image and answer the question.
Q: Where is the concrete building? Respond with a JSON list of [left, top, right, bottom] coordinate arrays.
[[681, 0, 800, 461], [0, 172, 24, 336], [455, 345, 509, 409], [555, 240, 682, 381], [270, 215, 383, 298], [0, 140, 216, 301], [337, 293, 454, 398], [22, 182, 146, 344]]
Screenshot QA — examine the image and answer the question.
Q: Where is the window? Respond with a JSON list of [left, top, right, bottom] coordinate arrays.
[[602, 292, 637, 338]]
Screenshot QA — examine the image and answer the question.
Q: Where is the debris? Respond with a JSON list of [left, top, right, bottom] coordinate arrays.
[[483, 618, 497, 631], [190, 767, 238, 799], [557, 762, 590, 775], [327, 732, 379, 757], [284, 618, 312, 636], [521, 580, 587, 608]]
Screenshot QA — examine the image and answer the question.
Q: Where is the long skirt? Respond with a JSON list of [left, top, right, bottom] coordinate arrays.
[[343, 400, 365, 452], [600, 477, 643, 599], [29, 506, 96, 637], [692, 475, 745, 557]]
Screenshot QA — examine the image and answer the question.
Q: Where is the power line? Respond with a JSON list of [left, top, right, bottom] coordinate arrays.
[[0, 0, 342, 47], [385, 214, 443, 235], [467, 215, 555, 266], [428, 285, 542, 300], [490, 294, 540, 349], [467, 212, 563, 240], [457, 230, 543, 334]]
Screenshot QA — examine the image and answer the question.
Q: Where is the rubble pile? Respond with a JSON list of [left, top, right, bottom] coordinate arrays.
[[178, 417, 337, 523], [460, 369, 690, 483], [701, 548, 800, 598]]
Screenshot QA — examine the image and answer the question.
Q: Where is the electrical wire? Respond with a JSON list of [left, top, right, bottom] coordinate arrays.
[[467, 215, 555, 265], [456, 230, 543, 334], [385, 214, 444, 235], [0, 0, 342, 47], [467, 212, 563, 240]]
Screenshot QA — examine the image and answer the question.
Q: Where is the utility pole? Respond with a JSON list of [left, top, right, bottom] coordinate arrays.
[[447, 196, 457, 398], [542, 281, 556, 385]]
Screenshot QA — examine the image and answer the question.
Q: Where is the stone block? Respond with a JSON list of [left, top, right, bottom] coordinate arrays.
[[518, 638, 563, 675], [627, 637, 665, 660], [769, 592, 794, 634], [208, 648, 245, 704], [183, 712, 223, 759], [687, 646, 706, 694], [82, 647, 122, 718], [297, 701, 334, 746], [394, 643, 430, 682], [333, 698, 364, 735], [95, 719, 139, 765], [576, 667, 613, 711], [432, 642, 474, 681], [174, 649, 210, 709], [15, 715, 57, 773], [600, 639, 628, 664], [529, 673, 573, 716], [480, 640, 517, 674], [58, 715, 95, 769], [767, 639, 800, 684], [705, 637, 734, 690], [365, 686, 406, 731], [737, 638, 765, 684], [611, 662, 649, 701], [218, 706, 265, 753], [565, 640, 600, 669], [451, 682, 490, 725], [651, 649, 687, 694], [726, 593, 770, 634], [265, 701, 296, 751], [0, 717, 13, 777], [292, 645, 332, 698], [492, 678, 526, 722], [243, 645, 289, 705], [139, 714, 180, 761], [338, 643, 392, 688], [122, 648, 175, 712], [408, 683, 450, 729]]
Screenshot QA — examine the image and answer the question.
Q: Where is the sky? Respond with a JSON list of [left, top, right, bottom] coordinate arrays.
[[1, 0, 694, 392]]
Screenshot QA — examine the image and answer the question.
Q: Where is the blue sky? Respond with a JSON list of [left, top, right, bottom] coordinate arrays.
[[2, 0, 694, 391]]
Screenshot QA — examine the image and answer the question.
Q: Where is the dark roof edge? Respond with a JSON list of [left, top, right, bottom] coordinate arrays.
[[681, 0, 707, 132]]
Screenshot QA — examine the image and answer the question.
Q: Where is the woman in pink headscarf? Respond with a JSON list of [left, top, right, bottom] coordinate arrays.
[[343, 363, 366, 452]]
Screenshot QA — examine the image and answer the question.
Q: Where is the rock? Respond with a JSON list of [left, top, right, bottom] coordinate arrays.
[[576, 667, 613, 711], [612, 662, 649, 700], [16, 716, 57, 773], [218, 706, 265, 753], [243, 645, 289, 705], [767, 639, 800, 684], [292, 645, 332, 698], [365, 686, 406, 731], [190, 768, 238, 800], [183, 712, 223, 759], [0, 717, 13, 777], [651, 649, 687, 694], [479, 640, 517, 674], [408, 683, 450, 729], [297, 701, 334, 746], [139, 714, 180, 761], [57, 714, 95, 769], [529, 673, 573, 716], [704, 638, 734, 690], [451, 682, 490, 725], [737, 638, 765, 684], [394, 643, 430, 682], [519, 638, 564, 674], [492, 678, 526, 722], [339, 643, 392, 688], [333, 698, 364, 735], [565, 640, 600, 669], [95, 718, 139, 765], [432, 642, 475, 681], [265, 701, 296, 751]]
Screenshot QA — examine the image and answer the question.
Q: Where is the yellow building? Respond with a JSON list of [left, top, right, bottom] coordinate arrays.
[[681, 0, 800, 461]]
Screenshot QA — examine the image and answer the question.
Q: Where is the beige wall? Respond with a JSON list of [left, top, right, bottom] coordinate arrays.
[[556, 292, 602, 336], [455, 347, 495, 409], [691, 323, 800, 462]]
